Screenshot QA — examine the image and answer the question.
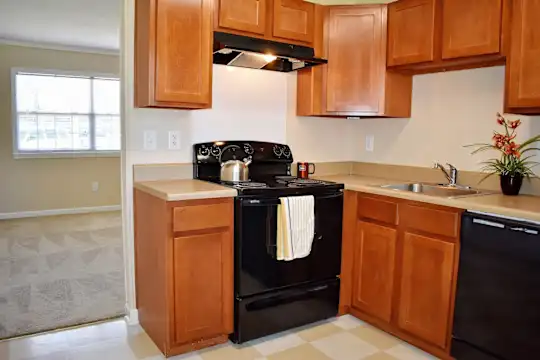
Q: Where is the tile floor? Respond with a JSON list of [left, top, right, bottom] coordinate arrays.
[[0, 315, 440, 360]]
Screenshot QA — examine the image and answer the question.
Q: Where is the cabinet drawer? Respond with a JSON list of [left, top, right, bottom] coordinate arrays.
[[357, 195, 398, 225], [400, 204, 459, 238], [173, 202, 232, 232]]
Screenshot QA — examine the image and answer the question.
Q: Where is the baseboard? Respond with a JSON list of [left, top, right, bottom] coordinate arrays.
[[124, 305, 139, 326], [0, 205, 121, 220]]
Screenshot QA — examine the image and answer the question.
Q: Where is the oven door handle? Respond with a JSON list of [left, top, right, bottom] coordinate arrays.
[[315, 192, 343, 200], [242, 199, 281, 206], [242, 192, 343, 206]]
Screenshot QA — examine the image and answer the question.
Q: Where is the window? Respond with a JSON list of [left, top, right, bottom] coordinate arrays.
[[12, 70, 121, 157]]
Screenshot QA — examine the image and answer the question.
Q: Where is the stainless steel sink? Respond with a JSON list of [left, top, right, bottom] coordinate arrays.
[[380, 183, 488, 199]]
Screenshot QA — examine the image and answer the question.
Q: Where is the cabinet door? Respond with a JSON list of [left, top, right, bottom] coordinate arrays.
[[218, 0, 266, 35], [398, 232, 455, 349], [441, 0, 502, 60], [154, 0, 213, 107], [387, 0, 436, 66], [326, 6, 385, 113], [173, 231, 233, 344], [507, 0, 540, 109], [273, 0, 314, 43], [352, 221, 397, 323]]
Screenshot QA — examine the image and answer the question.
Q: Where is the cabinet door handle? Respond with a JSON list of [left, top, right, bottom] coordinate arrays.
[[473, 218, 505, 228], [509, 227, 539, 235]]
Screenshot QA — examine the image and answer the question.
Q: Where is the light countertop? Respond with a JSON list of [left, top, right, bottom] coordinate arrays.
[[317, 175, 540, 223], [134, 179, 237, 201], [134, 175, 539, 223]]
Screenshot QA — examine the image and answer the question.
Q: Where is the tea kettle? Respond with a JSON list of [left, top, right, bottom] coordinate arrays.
[[220, 158, 252, 182]]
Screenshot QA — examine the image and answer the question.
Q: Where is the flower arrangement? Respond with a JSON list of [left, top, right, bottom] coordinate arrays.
[[466, 113, 540, 195]]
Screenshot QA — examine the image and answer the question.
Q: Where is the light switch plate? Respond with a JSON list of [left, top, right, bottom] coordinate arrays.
[[143, 130, 157, 150], [366, 135, 374, 152]]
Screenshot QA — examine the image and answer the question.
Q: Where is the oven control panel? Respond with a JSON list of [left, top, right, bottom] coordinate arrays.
[[194, 141, 293, 164]]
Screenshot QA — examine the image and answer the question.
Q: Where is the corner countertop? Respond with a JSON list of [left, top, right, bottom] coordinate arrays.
[[317, 175, 540, 223], [134, 179, 237, 201]]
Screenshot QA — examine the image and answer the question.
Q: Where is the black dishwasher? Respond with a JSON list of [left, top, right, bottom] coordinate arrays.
[[452, 212, 540, 360]]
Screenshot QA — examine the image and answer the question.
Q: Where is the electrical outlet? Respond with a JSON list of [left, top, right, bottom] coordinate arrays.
[[143, 130, 157, 150], [168, 131, 181, 150], [366, 135, 375, 152], [92, 182, 99, 192]]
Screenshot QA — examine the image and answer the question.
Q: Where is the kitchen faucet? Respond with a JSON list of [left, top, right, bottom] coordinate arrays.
[[434, 162, 458, 186]]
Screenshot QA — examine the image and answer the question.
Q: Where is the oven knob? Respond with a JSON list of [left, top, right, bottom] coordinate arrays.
[[211, 145, 221, 158], [283, 146, 291, 158], [273, 145, 283, 157], [198, 145, 210, 157], [243, 143, 254, 155]]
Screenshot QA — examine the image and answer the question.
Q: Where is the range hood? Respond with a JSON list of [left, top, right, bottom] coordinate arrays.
[[213, 32, 327, 72]]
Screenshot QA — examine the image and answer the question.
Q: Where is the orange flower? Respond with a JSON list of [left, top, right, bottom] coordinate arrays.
[[503, 142, 521, 158], [509, 119, 522, 129], [493, 133, 505, 149], [497, 114, 505, 125]]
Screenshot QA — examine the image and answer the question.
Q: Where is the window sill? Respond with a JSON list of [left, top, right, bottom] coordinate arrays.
[[13, 151, 121, 159]]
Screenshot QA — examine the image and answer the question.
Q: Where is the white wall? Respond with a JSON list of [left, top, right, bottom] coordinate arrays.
[[127, 65, 289, 164], [350, 66, 540, 172], [286, 74, 356, 162]]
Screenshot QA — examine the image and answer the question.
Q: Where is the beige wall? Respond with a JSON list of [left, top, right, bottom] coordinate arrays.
[[0, 44, 121, 214], [351, 66, 540, 174]]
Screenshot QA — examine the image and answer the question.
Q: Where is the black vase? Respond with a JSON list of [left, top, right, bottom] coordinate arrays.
[[500, 174, 523, 196]]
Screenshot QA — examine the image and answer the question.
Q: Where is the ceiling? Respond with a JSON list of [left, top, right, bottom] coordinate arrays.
[[0, 0, 394, 52], [0, 0, 121, 52]]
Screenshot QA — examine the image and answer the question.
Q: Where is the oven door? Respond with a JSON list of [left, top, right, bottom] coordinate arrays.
[[235, 191, 343, 297]]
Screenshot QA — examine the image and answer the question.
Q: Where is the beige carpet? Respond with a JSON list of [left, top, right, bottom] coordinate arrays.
[[0, 211, 125, 339]]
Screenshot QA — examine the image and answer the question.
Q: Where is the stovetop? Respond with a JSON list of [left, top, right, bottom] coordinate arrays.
[[210, 176, 344, 197], [193, 141, 344, 197]]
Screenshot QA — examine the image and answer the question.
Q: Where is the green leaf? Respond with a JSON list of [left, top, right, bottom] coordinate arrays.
[[521, 148, 540, 154], [518, 135, 540, 150], [479, 172, 496, 184]]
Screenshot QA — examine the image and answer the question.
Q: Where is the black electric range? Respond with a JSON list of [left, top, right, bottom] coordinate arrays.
[[193, 141, 344, 343]]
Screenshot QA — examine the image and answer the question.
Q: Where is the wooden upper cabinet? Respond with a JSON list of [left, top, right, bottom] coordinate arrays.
[[273, 0, 314, 44], [135, 0, 213, 109], [352, 221, 397, 323], [297, 5, 412, 117], [387, 0, 508, 73], [217, 0, 267, 35], [326, 6, 384, 113], [387, 0, 436, 66], [173, 230, 233, 344], [506, 0, 540, 113], [441, 0, 503, 60], [398, 232, 455, 349]]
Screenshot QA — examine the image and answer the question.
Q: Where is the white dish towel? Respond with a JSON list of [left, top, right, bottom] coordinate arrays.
[[277, 195, 315, 261]]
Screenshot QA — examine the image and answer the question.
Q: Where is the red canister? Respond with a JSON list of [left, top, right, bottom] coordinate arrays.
[[297, 162, 316, 179]]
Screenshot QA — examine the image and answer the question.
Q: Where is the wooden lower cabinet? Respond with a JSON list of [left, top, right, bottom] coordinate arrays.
[[342, 191, 461, 359], [398, 232, 455, 349], [134, 190, 234, 357], [352, 221, 397, 323], [173, 231, 233, 345]]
